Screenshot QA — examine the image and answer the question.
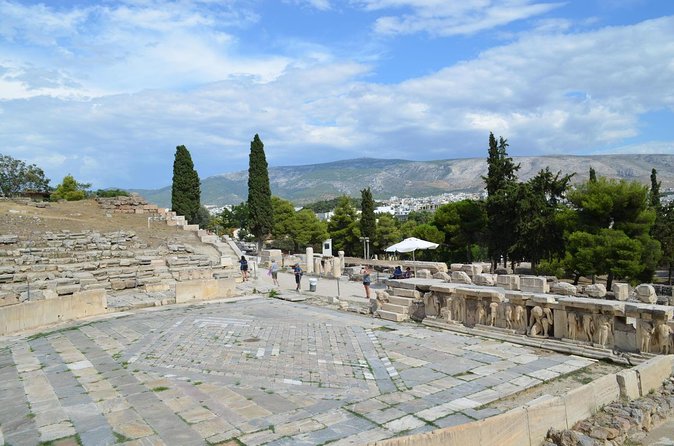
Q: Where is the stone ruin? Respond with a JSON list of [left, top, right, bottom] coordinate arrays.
[[375, 263, 674, 358], [0, 199, 239, 335]]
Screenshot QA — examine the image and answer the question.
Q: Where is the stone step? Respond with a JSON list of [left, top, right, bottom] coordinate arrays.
[[377, 310, 408, 322], [381, 303, 408, 314], [391, 288, 421, 299], [388, 295, 414, 306]]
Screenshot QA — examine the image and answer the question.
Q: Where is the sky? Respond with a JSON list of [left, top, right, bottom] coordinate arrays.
[[1, 0, 673, 189]]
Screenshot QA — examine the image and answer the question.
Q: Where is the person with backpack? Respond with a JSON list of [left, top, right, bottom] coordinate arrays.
[[293, 263, 303, 291]]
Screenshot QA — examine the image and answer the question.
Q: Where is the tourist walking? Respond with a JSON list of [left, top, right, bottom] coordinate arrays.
[[239, 255, 249, 282], [269, 259, 280, 286], [362, 266, 372, 299], [293, 263, 303, 291]]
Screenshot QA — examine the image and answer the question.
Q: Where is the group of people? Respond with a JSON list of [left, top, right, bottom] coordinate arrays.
[[241, 255, 410, 298], [241, 255, 301, 291], [391, 266, 413, 279]]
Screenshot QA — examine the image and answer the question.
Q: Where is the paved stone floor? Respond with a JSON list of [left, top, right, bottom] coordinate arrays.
[[0, 297, 595, 446]]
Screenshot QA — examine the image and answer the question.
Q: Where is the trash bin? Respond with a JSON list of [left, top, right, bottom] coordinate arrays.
[[308, 278, 318, 292]]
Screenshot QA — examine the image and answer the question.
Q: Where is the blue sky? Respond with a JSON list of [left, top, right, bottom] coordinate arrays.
[[1, 0, 673, 189]]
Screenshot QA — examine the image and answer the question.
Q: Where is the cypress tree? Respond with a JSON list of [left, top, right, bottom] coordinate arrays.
[[171, 145, 201, 224], [247, 134, 273, 251], [650, 168, 661, 210], [483, 133, 520, 268], [360, 188, 376, 239], [589, 166, 597, 183]]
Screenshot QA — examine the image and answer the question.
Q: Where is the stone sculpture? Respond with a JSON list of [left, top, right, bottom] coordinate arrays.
[[489, 302, 499, 326], [582, 314, 594, 343], [514, 305, 524, 330], [640, 322, 654, 353], [424, 292, 439, 318], [505, 306, 513, 329], [529, 306, 553, 337], [567, 312, 577, 340], [477, 302, 486, 325], [596, 315, 612, 348], [542, 308, 554, 337], [655, 323, 672, 354]]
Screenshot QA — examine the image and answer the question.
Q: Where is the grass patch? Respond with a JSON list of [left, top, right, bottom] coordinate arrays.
[[39, 434, 82, 445], [373, 326, 396, 332], [268, 289, 279, 298], [152, 386, 169, 392], [27, 323, 88, 341], [113, 431, 132, 443]]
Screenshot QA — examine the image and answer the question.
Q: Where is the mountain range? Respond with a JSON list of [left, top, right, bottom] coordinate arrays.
[[132, 154, 674, 208]]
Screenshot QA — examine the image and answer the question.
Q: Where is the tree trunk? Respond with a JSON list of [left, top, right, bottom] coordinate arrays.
[[573, 273, 580, 285], [606, 271, 614, 292], [669, 263, 672, 285]]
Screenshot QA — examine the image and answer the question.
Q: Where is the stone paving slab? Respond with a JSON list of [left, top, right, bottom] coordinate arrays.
[[0, 296, 596, 445]]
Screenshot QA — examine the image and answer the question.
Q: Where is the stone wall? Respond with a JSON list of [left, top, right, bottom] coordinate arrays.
[[0, 289, 107, 335], [95, 195, 162, 214], [382, 275, 674, 357], [368, 356, 674, 446]]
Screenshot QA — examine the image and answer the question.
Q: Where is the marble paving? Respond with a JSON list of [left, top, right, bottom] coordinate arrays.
[[0, 297, 595, 445]]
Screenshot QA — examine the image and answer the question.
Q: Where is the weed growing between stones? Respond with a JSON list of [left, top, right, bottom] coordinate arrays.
[[113, 431, 132, 443], [152, 386, 169, 392]]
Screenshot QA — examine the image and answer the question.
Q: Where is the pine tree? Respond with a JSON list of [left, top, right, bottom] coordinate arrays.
[[247, 134, 273, 250], [589, 166, 597, 183], [360, 188, 376, 239], [328, 196, 360, 256], [171, 145, 201, 224]]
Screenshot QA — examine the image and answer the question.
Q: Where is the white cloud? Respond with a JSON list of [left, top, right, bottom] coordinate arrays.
[[0, 0, 272, 97], [286, 0, 332, 10], [354, 0, 564, 36], [1, 1, 673, 189]]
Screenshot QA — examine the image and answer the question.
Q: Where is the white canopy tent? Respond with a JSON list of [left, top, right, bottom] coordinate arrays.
[[385, 237, 439, 276]]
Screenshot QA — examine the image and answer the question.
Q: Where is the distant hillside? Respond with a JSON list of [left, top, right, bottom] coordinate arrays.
[[133, 154, 674, 208]]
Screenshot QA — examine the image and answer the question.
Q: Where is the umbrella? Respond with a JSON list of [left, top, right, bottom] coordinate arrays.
[[385, 237, 439, 276]]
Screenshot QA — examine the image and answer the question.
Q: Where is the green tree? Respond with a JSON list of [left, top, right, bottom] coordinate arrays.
[[406, 210, 433, 225], [433, 200, 487, 262], [271, 196, 297, 251], [247, 134, 273, 251], [360, 188, 376, 239], [410, 224, 444, 261], [291, 209, 329, 252], [589, 166, 597, 183], [650, 168, 661, 210], [656, 202, 674, 284], [373, 213, 401, 254], [213, 202, 249, 237], [95, 188, 129, 197], [272, 197, 296, 238], [171, 145, 201, 224], [328, 196, 361, 256], [0, 154, 50, 197], [194, 205, 211, 229], [566, 177, 660, 288], [510, 169, 574, 271], [483, 133, 520, 267], [51, 174, 89, 201]]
